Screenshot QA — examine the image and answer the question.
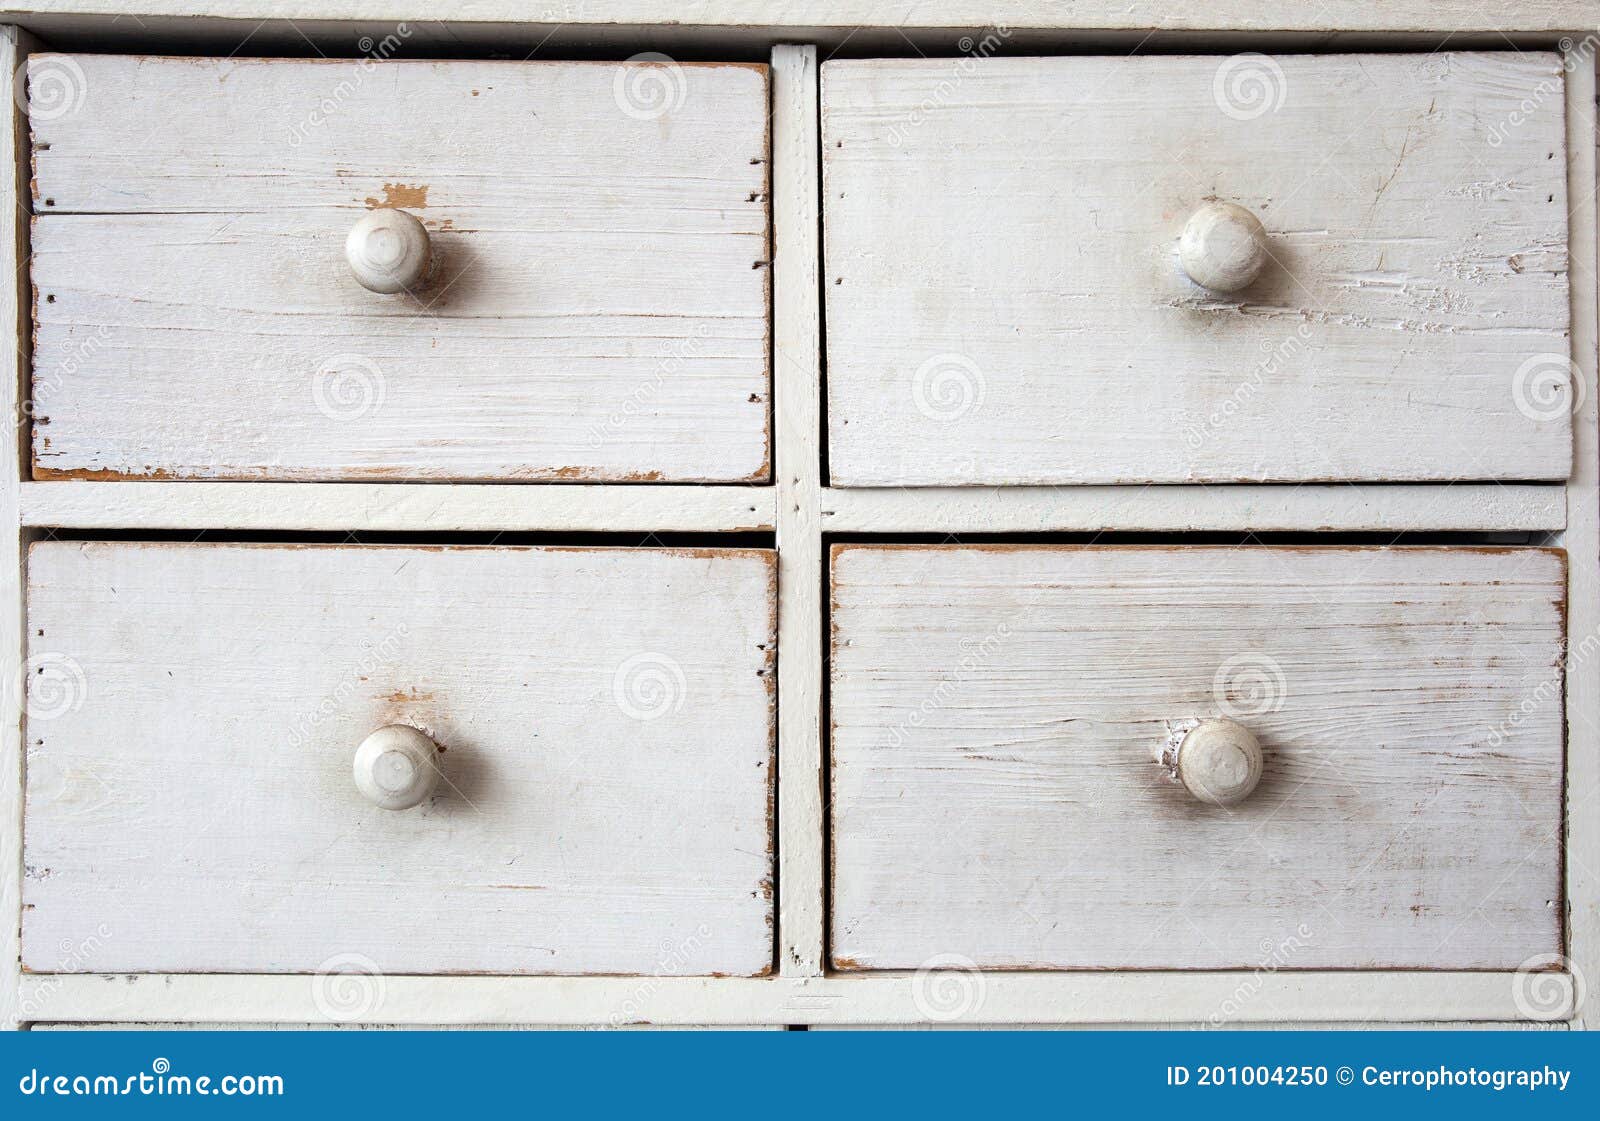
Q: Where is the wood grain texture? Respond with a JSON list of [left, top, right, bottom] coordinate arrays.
[[823, 53, 1572, 485], [771, 44, 825, 976], [23, 542, 775, 975], [1561, 46, 1598, 1030], [0, 22, 41, 1034], [830, 544, 1566, 970], [818, 483, 1567, 533], [17, 970, 1568, 1025], [28, 56, 770, 482], [2, 3, 1595, 35], [18, 481, 776, 532]]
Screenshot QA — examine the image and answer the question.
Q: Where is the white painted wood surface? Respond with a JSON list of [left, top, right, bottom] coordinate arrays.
[[1561, 49, 1598, 1031], [3, 33, 1596, 1031], [817, 484, 1568, 533], [771, 45, 826, 978], [37, 1023, 784, 1030], [28, 56, 771, 482], [0, 23, 40, 1034], [17, 971, 1571, 1025], [16, 481, 1565, 535], [2, 2, 1594, 37], [19, 481, 776, 533], [23, 541, 776, 975], [823, 53, 1572, 485], [831, 545, 1566, 970]]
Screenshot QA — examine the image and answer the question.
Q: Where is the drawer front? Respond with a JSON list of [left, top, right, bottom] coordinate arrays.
[[822, 53, 1572, 485], [830, 544, 1565, 970], [24, 542, 775, 975], [29, 56, 770, 482]]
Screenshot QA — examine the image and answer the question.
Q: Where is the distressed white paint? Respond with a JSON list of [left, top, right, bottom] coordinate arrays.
[[831, 545, 1566, 970], [2, 32, 1596, 1031], [1561, 49, 1598, 1030], [38, 1022, 784, 1030], [0, 24, 39, 1034], [823, 53, 1572, 485], [19, 481, 776, 533], [16, 971, 1572, 1026], [1, 2, 1595, 37], [23, 541, 776, 975], [16, 480, 1566, 536], [771, 44, 826, 977], [818, 483, 1567, 533], [29, 56, 770, 482]]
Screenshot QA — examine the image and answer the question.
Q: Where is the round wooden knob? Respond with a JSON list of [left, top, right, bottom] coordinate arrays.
[[352, 725, 440, 810], [1176, 718, 1263, 806], [345, 209, 431, 294], [1178, 202, 1267, 293]]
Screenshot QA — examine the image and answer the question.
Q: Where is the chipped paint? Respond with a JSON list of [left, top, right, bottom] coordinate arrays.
[[364, 182, 429, 209]]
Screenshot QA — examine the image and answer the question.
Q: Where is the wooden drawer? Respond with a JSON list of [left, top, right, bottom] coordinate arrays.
[[830, 544, 1565, 970], [822, 54, 1572, 485], [23, 541, 775, 975], [28, 56, 770, 482]]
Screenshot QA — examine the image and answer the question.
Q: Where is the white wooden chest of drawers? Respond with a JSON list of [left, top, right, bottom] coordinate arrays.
[[0, 1, 1597, 1033]]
